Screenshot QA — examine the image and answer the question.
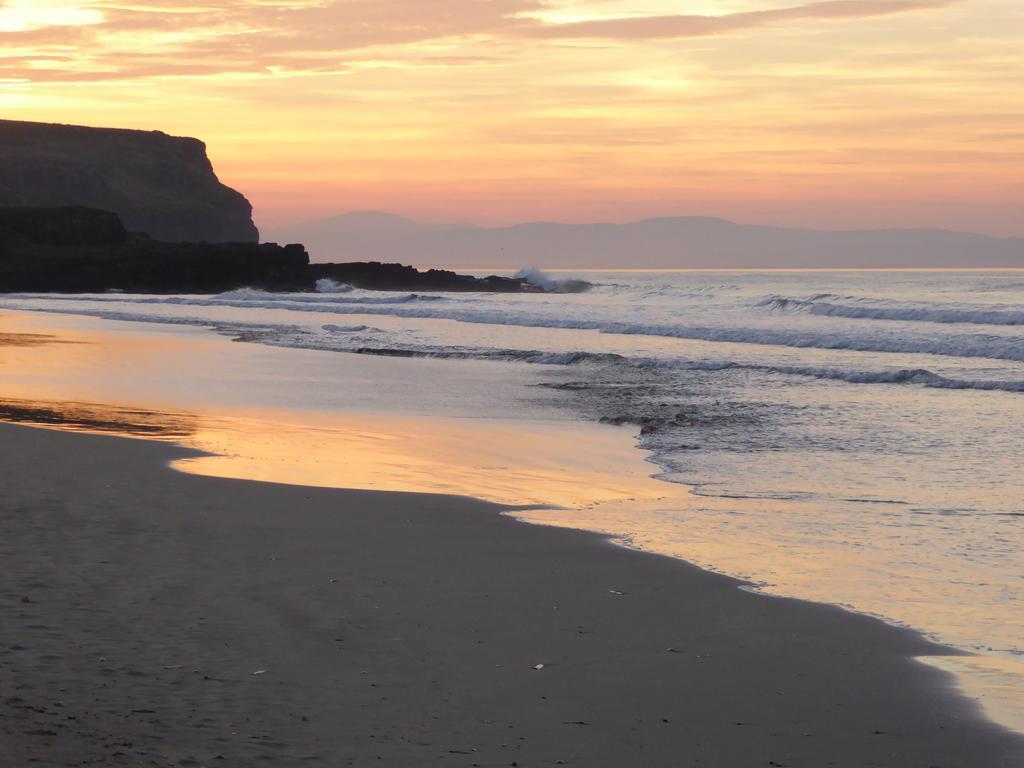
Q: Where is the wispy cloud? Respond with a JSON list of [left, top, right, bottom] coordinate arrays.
[[518, 0, 955, 40]]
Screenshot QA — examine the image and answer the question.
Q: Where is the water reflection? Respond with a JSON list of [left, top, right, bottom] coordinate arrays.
[[0, 331, 75, 347], [0, 397, 197, 438], [177, 409, 680, 508]]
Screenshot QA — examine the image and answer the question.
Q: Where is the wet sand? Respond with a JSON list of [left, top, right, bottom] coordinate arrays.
[[1, 421, 1022, 767]]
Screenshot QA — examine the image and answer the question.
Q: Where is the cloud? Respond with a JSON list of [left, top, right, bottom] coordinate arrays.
[[0, 0, 957, 85], [518, 0, 955, 40]]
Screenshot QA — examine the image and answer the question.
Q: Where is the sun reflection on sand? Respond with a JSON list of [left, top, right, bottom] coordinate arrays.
[[178, 408, 685, 509]]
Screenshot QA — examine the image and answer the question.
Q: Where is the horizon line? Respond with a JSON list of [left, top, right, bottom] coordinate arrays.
[[264, 210, 1022, 241]]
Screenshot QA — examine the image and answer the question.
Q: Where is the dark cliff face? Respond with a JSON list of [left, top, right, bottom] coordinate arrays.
[[0, 120, 258, 243]]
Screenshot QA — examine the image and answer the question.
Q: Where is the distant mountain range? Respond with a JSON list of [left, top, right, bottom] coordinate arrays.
[[265, 211, 1024, 269]]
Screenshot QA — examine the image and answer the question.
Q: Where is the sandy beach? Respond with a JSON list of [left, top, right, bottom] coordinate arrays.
[[2, 421, 1021, 767]]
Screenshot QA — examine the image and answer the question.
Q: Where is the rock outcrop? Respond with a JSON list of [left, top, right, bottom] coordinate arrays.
[[0, 207, 306, 293], [0, 120, 258, 243], [310, 261, 537, 292], [0, 206, 128, 247]]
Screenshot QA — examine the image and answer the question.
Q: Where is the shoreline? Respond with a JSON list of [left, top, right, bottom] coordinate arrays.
[[3, 306, 1024, 739], [2, 420, 1022, 766]]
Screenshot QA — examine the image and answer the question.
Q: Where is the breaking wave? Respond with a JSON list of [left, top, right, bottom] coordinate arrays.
[[5, 291, 1024, 363], [757, 294, 1024, 326], [213, 289, 447, 305], [668, 360, 1024, 392], [513, 267, 592, 293], [315, 278, 353, 293]]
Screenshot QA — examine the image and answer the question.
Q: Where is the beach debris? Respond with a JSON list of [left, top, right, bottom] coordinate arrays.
[[532, 663, 545, 671], [252, 669, 266, 675]]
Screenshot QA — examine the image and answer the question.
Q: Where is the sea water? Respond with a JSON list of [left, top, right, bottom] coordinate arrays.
[[2, 270, 1022, 718]]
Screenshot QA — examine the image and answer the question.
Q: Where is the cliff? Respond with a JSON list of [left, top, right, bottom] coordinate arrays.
[[0, 120, 258, 243]]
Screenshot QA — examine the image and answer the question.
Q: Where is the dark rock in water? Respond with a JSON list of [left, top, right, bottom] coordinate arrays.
[[0, 120, 258, 243], [310, 261, 537, 292], [0, 207, 308, 293]]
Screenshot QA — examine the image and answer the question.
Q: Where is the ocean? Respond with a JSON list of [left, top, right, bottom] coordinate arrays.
[[2, 269, 1022, 724]]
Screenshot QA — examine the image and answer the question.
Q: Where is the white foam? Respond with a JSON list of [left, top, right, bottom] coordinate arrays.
[[5, 290, 1024, 363], [315, 278, 353, 293], [513, 267, 591, 293]]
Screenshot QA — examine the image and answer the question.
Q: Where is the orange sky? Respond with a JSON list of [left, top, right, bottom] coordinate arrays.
[[1, 0, 1022, 235]]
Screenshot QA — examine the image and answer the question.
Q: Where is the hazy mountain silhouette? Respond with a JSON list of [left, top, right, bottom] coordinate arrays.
[[267, 212, 1024, 269]]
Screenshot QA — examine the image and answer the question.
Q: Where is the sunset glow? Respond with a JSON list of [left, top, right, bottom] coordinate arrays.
[[1, 0, 1021, 234]]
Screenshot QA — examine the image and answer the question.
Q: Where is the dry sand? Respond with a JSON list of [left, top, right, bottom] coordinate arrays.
[[1, 422, 1021, 767]]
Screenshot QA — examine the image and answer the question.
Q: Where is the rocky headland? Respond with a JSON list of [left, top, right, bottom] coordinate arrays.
[[0, 121, 563, 294], [0, 206, 546, 293]]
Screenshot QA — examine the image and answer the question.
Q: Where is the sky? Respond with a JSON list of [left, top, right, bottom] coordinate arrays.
[[1, 0, 1022, 236]]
